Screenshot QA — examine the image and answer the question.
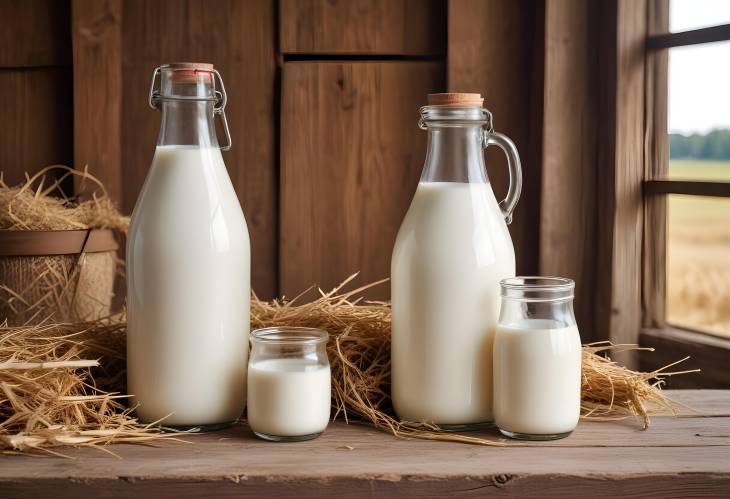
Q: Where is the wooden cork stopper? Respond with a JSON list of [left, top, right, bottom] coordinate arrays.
[[427, 93, 484, 107]]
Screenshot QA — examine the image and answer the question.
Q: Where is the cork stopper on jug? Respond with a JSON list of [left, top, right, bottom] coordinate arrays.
[[427, 93, 484, 107]]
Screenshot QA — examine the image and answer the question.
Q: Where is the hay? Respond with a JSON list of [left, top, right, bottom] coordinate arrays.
[[0, 166, 128, 325], [0, 276, 696, 452], [580, 343, 697, 429], [0, 166, 128, 232], [0, 316, 181, 454]]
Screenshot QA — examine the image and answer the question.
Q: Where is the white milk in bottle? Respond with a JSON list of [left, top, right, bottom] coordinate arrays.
[[127, 63, 250, 428], [391, 93, 522, 427]]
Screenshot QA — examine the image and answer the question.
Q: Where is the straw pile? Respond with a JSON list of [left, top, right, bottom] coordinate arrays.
[[1, 276, 694, 452], [0, 166, 128, 325], [0, 316, 179, 454]]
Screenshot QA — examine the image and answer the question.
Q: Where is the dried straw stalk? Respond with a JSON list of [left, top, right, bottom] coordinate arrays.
[[1, 276, 696, 452], [0, 165, 129, 232], [0, 317, 181, 454]]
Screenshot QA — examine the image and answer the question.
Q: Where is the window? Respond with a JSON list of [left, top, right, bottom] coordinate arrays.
[[641, 0, 730, 385]]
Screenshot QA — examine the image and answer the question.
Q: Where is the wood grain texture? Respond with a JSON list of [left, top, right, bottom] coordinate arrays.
[[643, 0, 669, 329], [600, 0, 648, 367], [539, 0, 601, 342], [280, 62, 445, 299], [120, 0, 278, 298], [641, 329, 730, 388], [0, 390, 728, 498], [0, 69, 73, 185], [447, 0, 543, 275], [279, 0, 446, 55], [72, 0, 123, 201], [1, 474, 728, 499], [0, 0, 70, 67]]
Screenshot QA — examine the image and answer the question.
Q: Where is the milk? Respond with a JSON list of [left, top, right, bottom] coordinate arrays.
[[247, 359, 331, 437], [493, 319, 582, 436], [391, 181, 515, 425], [127, 146, 250, 427]]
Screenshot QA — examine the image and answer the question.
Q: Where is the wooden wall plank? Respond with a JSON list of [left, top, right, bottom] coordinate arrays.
[[539, 0, 602, 342], [280, 0, 446, 55], [280, 62, 445, 299], [0, 0, 70, 67], [0, 69, 73, 185], [447, 0, 543, 276], [642, 0, 669, 329], [120, 0, 278, 299], [596, 0, 648, 368], [0, 0, 73, 188], [71, 0, 123, 201]]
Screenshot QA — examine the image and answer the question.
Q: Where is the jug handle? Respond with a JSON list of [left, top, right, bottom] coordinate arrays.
[[483, 130, 522, 225]]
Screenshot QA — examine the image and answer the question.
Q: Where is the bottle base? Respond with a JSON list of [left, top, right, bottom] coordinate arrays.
[[498, 428, 573, 441], [253, 430, 324, 442]]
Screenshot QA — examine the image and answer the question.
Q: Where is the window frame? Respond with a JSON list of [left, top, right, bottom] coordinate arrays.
[[638, 0, 730, 386]]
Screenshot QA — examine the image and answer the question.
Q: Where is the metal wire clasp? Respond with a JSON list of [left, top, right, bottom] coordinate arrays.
[[417, 108, 493, 133], [147, 66, 233, 151], [211, 69, 232, 151]]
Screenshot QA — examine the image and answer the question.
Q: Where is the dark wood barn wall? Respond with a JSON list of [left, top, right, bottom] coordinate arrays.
[[279, 0, 447, 298], [0, 1, 73, 185], [1, 0, 543, 302]]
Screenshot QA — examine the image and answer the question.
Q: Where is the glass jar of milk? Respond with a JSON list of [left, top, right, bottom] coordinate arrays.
[[391, 93, 522, 429], [494, 277, 582, 440], [127, 63, 249, 430], [248, 327, 331, 441]]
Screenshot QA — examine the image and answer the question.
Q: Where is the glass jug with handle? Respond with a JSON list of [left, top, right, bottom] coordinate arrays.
[[391, 92, 522, 429]]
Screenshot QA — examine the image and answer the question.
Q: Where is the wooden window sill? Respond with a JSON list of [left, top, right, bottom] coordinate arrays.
[[640, 327, 730, 388]]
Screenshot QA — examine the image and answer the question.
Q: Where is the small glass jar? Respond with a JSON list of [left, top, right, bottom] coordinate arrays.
[[493, 277, 582, 440], [247, 327, 331, 442]]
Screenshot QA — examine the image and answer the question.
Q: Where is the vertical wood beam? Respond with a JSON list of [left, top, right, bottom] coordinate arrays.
[[598, 0, 649, 367], [71, 0, 123, 202], [643, 0, 669, 330]]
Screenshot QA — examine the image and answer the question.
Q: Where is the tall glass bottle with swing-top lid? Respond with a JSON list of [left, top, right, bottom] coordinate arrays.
[[391, 93, 522, 429], [126, 63, 250, 429]]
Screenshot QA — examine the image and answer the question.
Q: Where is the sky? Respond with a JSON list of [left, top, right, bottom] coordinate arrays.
[[668, 0, 730, 135]]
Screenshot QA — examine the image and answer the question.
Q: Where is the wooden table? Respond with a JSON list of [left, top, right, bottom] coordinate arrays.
[[1, 390, 729, 498]]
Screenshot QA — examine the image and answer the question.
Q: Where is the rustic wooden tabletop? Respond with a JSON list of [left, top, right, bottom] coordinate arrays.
[[1, 390, 729, 498]]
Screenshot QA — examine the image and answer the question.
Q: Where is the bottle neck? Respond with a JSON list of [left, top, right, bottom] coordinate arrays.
[[157, 100, 219, 148], [498, 298, 577, 328], [420, 124, 488, 183]]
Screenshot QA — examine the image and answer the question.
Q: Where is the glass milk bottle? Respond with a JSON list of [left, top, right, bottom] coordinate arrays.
[[127, 63, 250, 429], [391, 93, 521, 428], [494, 277, 582, 440]]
